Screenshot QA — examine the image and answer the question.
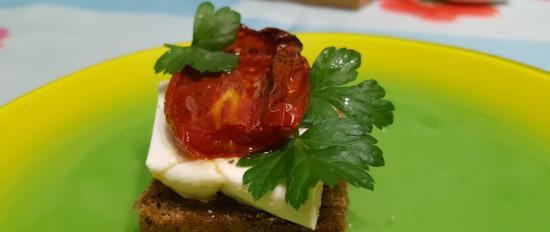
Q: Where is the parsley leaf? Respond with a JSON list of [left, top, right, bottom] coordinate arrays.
[[302, 47, 394, 132], [238, 144, 293, 200], [193, 2, 241, 51], [154, 2, 241, 74], [238, 118, 382, 209], [154, 45, 239, 74], [237, 47, 394, 209], [310, 47, 361, 89]]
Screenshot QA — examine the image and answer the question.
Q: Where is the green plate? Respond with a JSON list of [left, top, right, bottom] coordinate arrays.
[[1, 34, 549, 232]]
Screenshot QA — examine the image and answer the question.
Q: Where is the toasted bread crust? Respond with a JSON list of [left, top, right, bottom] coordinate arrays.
[[135, 179, 348, 232]]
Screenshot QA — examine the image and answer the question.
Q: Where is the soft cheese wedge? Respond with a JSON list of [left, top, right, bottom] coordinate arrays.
[[146, 82, 323, 229]]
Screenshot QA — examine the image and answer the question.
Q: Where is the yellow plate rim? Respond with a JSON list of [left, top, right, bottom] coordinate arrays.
[[1, 33, 548, 111]]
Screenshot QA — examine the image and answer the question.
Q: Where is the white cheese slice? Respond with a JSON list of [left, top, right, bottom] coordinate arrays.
[[215, 159, 323, 229], [146, 83, 225, 202], [145, 81, 323, 229]]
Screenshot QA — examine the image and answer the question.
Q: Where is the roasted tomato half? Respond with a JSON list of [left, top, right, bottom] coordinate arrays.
[[164, 25, 311, 159]]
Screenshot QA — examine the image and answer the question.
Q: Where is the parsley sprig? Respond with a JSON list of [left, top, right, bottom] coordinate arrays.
[[238, 47, 394, 209], [154, 2, 241, 74], [302, 47, 394, 131]]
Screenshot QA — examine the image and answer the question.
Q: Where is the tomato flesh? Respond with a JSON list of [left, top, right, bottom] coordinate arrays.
[[164, 25, 311, 159]]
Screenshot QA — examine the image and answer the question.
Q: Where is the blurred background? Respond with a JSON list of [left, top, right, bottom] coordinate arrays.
[[0, 0, 549, 106]]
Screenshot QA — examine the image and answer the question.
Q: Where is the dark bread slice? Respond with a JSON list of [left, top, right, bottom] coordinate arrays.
[[135, 179, 348, 232]]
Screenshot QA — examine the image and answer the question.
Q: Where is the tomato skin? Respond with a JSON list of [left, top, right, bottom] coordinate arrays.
[[164, 25, 310, 159]]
